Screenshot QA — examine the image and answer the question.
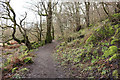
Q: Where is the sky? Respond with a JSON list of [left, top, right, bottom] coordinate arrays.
[[10, 0, 38, 22], [8, 0, 120, 23]]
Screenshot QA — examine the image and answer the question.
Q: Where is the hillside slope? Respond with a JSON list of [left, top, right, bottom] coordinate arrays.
[[54, 13, 120, 78]]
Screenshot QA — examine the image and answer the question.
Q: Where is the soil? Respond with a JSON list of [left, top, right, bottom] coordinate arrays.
[[25, 40, 66, 78]]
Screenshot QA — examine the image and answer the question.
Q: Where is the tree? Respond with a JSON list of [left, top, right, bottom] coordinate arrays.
[[45, 1, 52, 43], [28, 0, 57, 43], [85, 2, 90, 27], [74, 2, 81, 31], [0, 1, 33, 50]]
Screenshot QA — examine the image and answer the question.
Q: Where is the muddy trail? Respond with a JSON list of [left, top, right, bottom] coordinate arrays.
[[25, 40, 66, 78]]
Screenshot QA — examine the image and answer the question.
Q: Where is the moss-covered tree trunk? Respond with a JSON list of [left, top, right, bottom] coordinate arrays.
[[52, 24, 54, 40], [45, 1, 52, 43], [24, 36, 33, 50], [3, 2, 33, 50], [39, 16, 42, 41]]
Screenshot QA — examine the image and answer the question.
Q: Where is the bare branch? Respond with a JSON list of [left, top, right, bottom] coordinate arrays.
[[42, 2, 48, 14], [0, 38, 13, 43], [20, 12, 27, 26]]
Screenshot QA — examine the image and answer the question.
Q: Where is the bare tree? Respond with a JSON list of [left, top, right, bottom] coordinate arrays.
[[0, 1, 33, 50]]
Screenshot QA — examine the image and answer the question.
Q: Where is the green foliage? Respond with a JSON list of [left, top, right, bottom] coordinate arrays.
[[45, 34, 52, 43], [3, 68, 9, 72], [32, 40, 45, 49], [112, 70, 118, 78], [101, 70, 107, 75], [3, 52, 12, 55], [112, 13, 120, 19], [19, 51, 29, 60], [23, 57, 33, 64], [91, 57, 97, 63], [19, 45, 27, 51], [57, 49, 59, 52], [114, 24, 119, 29], [12, 67, 18, 73], [113, 28, 120, 39], [20, 68, 29, 72], [86, 34, 96, 43], [89, 24, 94, 27], [102, 46, 108, 52], [109, 54, 119, 61], [111, 39, 120, 45], [103, 46, 118, 58], [60, 42, 66, 46], [111, 13, 120, 24], [86, 23, 116, 44], [54, 17, 120, 78]]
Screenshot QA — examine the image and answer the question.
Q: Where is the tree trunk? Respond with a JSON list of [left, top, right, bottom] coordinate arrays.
[[75, 2, 81, 31], [45, 1, 52, 44], [102, 2, 109, 16], [85, 2, 90, 27], [40, 16, 42, 41], [52, 24, 54, 40], [24, 36, 33, 50]]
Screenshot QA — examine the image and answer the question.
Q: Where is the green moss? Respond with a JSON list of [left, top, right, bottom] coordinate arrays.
[[45, 34, 52, 43]]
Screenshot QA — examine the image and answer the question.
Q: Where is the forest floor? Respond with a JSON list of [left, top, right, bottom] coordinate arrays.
[[25, 40, 67, 78]]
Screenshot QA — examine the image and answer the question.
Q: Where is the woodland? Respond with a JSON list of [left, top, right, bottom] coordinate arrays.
[[0, 0, 120, 79]]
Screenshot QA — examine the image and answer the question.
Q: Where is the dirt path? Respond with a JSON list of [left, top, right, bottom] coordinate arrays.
[[25, 40, 66, 78]]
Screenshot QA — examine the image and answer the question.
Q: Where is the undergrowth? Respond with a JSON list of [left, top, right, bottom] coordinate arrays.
[[2, 45, 34, 79], [54, 13, 120, 79]]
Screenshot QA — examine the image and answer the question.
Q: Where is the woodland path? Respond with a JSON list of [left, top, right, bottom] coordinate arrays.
[[25, 40, 66, 78]]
